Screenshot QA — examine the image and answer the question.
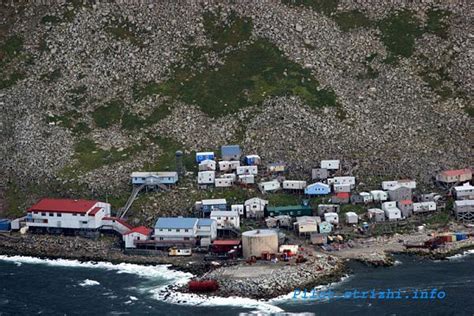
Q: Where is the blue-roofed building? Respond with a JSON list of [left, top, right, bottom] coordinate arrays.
[[305, 182, 331, 195], [154, 217, 198, 245], [196, 152, 215, 163], [221, 145, 241, 161], [201, 199, 227, 215]]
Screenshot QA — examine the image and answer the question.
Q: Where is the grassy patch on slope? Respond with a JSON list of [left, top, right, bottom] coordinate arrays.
[[425, 8, 451, 39], [92, 100, 124, 128]]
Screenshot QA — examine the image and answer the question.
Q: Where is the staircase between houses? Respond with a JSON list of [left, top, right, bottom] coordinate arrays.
[[118, 184, 145, 219]]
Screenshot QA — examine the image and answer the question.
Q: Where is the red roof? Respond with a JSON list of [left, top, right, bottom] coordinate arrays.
[[103, 216, 133, 230], [29, 198, 98, 214], [440, 168, 472, 177], [88, 207, 102, 216], [124, 226, 152, 236], [399, 200, 413, 205], [212, 240, 241, 246], [335, 192, 350, 199]]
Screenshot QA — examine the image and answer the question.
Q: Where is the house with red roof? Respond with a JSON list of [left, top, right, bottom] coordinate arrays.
[[331, 192, 350, 204], [397, 200, 413, 218], [123, 226, 152, 248], [436, 168, 472, 184], [26, 198, 111, 232]]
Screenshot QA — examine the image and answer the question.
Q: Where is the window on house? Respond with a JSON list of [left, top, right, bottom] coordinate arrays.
[[159, 237, 163, 240], [49, 213, 53, 216], [73, 213, 77, 216], [168, 229, 171, 232], [159, 229, 163, 231], [185, 229, 189, 232], [41, 213, 46, 216], [57, 213, 62, 217], [81, 214, 85, 216], [184, 237, 189, 240], [176, 229, 180, 232], [81, 221, 88, 224]]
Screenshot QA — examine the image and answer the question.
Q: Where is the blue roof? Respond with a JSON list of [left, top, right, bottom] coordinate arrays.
[[221, 145, 241, 156], [155, 217, 198, 229], [197, 218, 214, 226]]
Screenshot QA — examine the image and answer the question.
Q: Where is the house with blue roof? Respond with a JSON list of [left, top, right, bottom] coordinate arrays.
[[196, 152, 215, 163], [221, 145, 241, 161], [305, 182, 331, 195]]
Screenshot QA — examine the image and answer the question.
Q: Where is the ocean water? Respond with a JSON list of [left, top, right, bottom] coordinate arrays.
[[0, 251, 473, 315]]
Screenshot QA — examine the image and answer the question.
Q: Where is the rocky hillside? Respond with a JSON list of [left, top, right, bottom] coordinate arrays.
[[0, 0, 472, 217]]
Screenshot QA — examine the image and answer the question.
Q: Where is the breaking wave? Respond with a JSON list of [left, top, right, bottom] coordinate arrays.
[[446, 249, 474, 260], [79, 279, 100, 287]]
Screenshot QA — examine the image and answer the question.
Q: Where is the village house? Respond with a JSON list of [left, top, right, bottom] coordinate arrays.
[[26, 198, 111, 233], [282, 180, 307, 190], [370, 190, 388, 202], [397, 179, 417, 189], [454, 182, 474, 200], [294, 216, 320, 236], [436, 168, 472, 184], [359, 192, 373, 203], [198, 171, 215, 185], [221, 173, 237, 181], [196, 151, 215, 163], [350, 194, 365, 204], [265, 215, 292, 228], [101, 217, 134, 235], [258, 180, 281, 193], [123, 226, 152, 249], [317, 204, 340, 216], [244, 155, 261, 166], [201, 199, 227, 214], [413, 201, 437, 214], [387, 185, 412, 201], [244, 197, 268, 219], [198, 159, 216, 171], [236, 165, 258, 176], [305, 182, 330, 195], [266, 204, 313, 217], [334, 183, 351, 193], [238, 174, 255, 185], [218, 160, 240, 172], [221, 145, 241, 161], [382, 201, 402, 221], [215, 177, 234, 188], [345, 212, 358, 224], [311, 168, 329, 180], [318, 221, 332, 233], [454, 200, 474, 223], [324, 212, 339, 224], [231, 204, 244, 216], [321, 160, 340, 170], [328, 176, 356, 188], [368, 208, 385, 222], [419, 192, 442, 202], [398, 200, 413, 218], [196, 218, 218, 247], [210, 210, 240, 230], [131, 172, 178, 186], [382, 181, 398, 190], [154, 217, 198, 246], [332, 192, 350, 204]]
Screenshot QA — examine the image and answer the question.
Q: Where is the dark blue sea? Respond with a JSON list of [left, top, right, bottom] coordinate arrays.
[[0, 251, 473, 315]]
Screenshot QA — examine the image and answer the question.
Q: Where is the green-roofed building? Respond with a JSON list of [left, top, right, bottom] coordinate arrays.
[[266, 205, 313, 217]]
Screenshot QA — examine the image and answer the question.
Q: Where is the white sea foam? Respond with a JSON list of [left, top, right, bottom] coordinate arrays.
[[394, 260, 402, 266], [0, 255, 192, 282], [447, 249, 474, 260], [129, 296, 138, 301], [79, 279, 100, 287]]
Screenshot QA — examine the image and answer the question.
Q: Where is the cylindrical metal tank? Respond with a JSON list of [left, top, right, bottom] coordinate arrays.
[[242, 229, 278, 258]]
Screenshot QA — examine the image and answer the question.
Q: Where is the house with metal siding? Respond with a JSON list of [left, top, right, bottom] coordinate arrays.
[[331, 192, 350, 204], [239, 174, 255, 185], [321, 160, 340, 170], [196, 218, 217, 247], [454, 200, 474, 222], [324, 212, 339, 224], [398, 200, 413, 218], [387, 185, 412, 201], [311, 168, 329, 180], [131, 172, 178, 185], [266, 205, 313, 217], [199, 159, 216, 171], [201, 199, 227, 214], [267, 162, 286, 173], [196, 152, 215, 163], [317, 204, 340, 216], [413, 201, 436, 213], [221, 145, 241, 161], [236, 165, 258, 175], [305, 182, 330, 195], [258, 180, 281, 193], [245, 198, 268, 219], [198, 171, 215, 185], [154, 217, 198, 244], [455, 183, 474, 200], [345, 212, 358, 224], [123, 226, 152, 248], [334, 183, 351, 193], [215, 177, 234, 188], [370, 190, 388, 201], [318, 221, 332, 233], [283, 180, 307, 190], [368, 208, 385, 222], [210, 210, 240, 229]]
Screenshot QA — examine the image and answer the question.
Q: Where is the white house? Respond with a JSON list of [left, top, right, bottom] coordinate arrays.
[[245, 198, 268, 219], [198, 171, 215, 185], [345, 212, 358, 224], [231, 204, 244, 216], [282, 180, 307, 190], [239, 174, 255, 185], [294, 216, 319, 235], [219, 161, 240, 172], [384, 208, 401, 221], [330, 176, 356, 188], [382, 181, 399, 190], [26, 198, 111, 231], [154, 218, 198, 244], [236, 165, 258, 175], [334, 183, 351, 193], [413, 201, 436, 213], [359, 192, 373, 203], [123, 226, 152, 248], [199, 159, 216, 171], [370, 190, 388, 202], [210, 210, 240, 229], [455, 182, 474, 200], [382, 201, 397, 211], [258, 180, 281, 193], [196, 218, 218, 247], [324, 212, 339, 224], [321, 160, 340, 170], [382, 180, 416, 190], [215, 177, 234, 188]]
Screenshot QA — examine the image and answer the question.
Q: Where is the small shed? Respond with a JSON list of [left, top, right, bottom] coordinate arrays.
[[201, 199, 227, 214], [384, 208, 401, 221], [239, 174, 255, 185], [258, 180, 281, 193], [215, 177, 233, 188], [245, 197, 269, 219], [318, 221, 332, 234], [244, 155, 261, 166], [123, 226, 152, 249], [350, 194, 365, 204], [198, 171, 215, 185], [334, 183, 351, 193], [317, 204, 340, 216], [196, 152, 215, 163], [305, 182, 330, 195], [359, 192, 373, 203], [231, 204, 244, 216], [324, 212, 339, 224], [311, 168, 329, 180], [345, 212, 358, 224], [413, 201, 436, 214], [294, 216, 320, 235], [321, 160, 340, 170], [236, 165, 258, 175], [221, 145, 241, 161], [368, 208, 385, 222]]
